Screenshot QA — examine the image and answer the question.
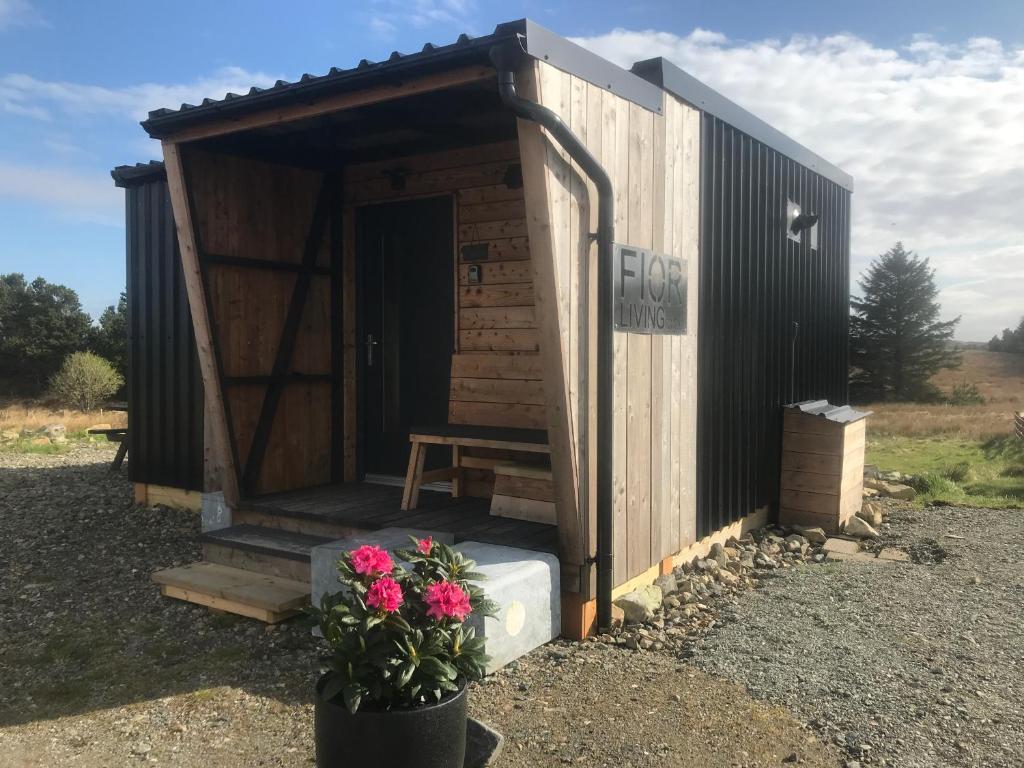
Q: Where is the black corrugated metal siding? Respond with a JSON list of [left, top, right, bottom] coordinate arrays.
[[123, 175, 204, 490], [697, 114, 850, 538]]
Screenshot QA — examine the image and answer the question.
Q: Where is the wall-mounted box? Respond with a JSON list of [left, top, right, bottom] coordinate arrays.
[[779, 401, 871, 534]]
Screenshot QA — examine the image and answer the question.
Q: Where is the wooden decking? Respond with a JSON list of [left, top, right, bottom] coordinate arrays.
[[241, 481, 559, 553]]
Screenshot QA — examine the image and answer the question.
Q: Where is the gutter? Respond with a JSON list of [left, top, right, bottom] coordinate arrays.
[[490, 41, 616, 631]]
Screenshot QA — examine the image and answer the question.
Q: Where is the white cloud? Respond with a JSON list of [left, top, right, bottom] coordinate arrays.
[[573, 28, 1024, 341], [0, 161, 123, 226], [0, 0, 44, 31], [0, 66, 279, 122], [364, 0, 477, 39]]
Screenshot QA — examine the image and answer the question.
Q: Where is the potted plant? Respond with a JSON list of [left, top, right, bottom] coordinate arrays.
[[310, 536, 497, 768]]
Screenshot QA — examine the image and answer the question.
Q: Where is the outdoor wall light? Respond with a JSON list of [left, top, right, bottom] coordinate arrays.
[[790, 210, 819, 234]]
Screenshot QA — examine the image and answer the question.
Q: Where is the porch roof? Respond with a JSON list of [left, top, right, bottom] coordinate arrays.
[[139, 18, 663, 140]]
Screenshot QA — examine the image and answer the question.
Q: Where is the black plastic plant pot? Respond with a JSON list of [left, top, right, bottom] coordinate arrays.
[[314, 676, 468, 768]]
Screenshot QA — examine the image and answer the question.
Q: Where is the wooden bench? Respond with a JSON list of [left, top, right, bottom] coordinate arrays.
[[491, 463, 556, 524], [88, 427, 129, 471], [401, 424, 549, 510]]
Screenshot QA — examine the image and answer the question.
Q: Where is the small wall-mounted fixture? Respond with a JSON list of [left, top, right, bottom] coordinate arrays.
[[786, 199, 818, 244], [791, 211, 819, 234], [384, 168, 409, 191], [467, 264, 482, 284], [502, 163, 523, 189]]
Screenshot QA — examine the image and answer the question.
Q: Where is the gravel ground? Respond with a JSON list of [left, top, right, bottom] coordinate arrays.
[[0, 445, 839, 767], [691, 503, 1024, 768], [5, 447, 1019, 768]]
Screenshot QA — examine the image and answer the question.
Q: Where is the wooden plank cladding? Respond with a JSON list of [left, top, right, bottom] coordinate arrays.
[[343, 139, 543, 452], [779, 411, 868, 534], [184, 149, 335, 496], [517, 60, 701, 590]]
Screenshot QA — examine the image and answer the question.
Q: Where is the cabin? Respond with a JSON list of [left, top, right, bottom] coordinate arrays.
[[111, 19, 852, 640]]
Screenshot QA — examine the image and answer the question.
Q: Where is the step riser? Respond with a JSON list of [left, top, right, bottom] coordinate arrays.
[[233, 508, 365, 540], [160, 585, 298, 624], [201, 542, 311, 584]]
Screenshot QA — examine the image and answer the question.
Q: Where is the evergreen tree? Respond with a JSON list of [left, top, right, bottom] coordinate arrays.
[[0, 273, 94, 393], [988, 317, 1024, 354], [849, 242, 960, 401], [91, 292, 128, 378]]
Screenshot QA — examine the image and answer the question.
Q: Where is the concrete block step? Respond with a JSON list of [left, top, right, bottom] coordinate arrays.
[[200, 524, 334, 583], [457, 542, 560, 673], [152, 562, 309, 623]]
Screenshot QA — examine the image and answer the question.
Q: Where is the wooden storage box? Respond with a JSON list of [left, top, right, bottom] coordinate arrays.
[[779, 401, 871, 534]]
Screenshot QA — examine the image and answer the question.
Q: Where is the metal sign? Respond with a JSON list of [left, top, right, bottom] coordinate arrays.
[[613, 244, 687, 335]]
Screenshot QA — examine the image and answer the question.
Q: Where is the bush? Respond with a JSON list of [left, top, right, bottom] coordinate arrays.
[[946, 381, 985, 406], [908, 471, 962, 498], [940, 461, 974, 483], [48, 352, 123, 411]]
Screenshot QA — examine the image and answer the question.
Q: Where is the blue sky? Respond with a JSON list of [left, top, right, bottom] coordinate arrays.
[[1, 0, 1022, 340]]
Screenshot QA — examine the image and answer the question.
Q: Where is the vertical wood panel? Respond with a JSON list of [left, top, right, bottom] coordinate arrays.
[[517, 62, 583, 571], [515, 62, 703, 588]]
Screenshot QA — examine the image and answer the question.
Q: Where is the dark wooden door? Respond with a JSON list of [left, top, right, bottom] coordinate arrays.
[[358, 196, 454, 476]]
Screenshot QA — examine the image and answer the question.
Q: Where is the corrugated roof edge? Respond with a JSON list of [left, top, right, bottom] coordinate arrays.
[[785, 400, 872, 424], [631, 58, 854, 193], [140, 20, 527, 139], [111, 161, 166, 188], [139, 19, 667, 139]]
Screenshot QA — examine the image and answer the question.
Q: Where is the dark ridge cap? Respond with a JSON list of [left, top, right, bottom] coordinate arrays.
[[111, 160, 166, 187]]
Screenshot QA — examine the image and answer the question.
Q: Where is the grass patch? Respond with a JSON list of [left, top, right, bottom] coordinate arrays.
[[867, 435, 1024, 509], [0, 437, 71, 455]]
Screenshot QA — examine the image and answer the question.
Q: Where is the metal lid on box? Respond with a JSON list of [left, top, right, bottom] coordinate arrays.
[[784, 400, 872, 424]]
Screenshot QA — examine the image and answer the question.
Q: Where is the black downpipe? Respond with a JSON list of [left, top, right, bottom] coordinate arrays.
[[490, 43, 616, 631]]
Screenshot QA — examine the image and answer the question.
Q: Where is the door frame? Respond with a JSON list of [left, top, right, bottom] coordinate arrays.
[[354, 192, 457, 480]]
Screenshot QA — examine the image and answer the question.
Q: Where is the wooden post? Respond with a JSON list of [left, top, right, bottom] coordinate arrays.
[[162, 141, 240, 505]]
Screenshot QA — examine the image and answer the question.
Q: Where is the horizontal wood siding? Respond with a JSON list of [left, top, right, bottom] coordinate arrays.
[[779, 413, 865, 533], [343, 140, 544, 483]]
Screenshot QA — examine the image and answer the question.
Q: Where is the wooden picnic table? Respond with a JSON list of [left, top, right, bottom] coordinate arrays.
[[91, 401, 129, 470]]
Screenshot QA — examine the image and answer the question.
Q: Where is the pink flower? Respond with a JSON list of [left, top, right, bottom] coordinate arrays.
[[350, 545, 394, 577], [424, 581, 472, 621], [416, 536, 434, 555], [366, 576, 404, 613]]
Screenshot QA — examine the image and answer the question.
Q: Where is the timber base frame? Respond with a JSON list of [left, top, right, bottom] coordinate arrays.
[[401, 424, 550, 510]]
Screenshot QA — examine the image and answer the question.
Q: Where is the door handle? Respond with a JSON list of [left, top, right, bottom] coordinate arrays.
[[366, 333, 379, 367]]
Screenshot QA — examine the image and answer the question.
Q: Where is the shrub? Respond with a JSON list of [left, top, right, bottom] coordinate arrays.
[[946, 381, 985, 406], [941, 461, 973, 483], [908, 471, 962, 498], [48, 352, 123, 411], [310, 537, 497, 713]]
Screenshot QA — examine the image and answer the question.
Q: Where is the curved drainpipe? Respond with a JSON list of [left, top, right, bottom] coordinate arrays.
[[490, 42, 615, 631]]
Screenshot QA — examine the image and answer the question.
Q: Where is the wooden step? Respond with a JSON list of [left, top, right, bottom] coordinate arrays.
[[200, 524, 333, 583], [152, 562, 310, 623]]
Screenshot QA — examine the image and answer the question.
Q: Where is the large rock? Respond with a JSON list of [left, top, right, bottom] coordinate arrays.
[[858, 500, 884, 528], [844, 515, 879, 539], [879, 482, 915, 501], [792, 525, 827, 545], [823, 538, 861, 555], [613, 585, 663, 624], [41, 423, 66, 442], [708, 543, 729, 568], [653, 573, 677, 596]]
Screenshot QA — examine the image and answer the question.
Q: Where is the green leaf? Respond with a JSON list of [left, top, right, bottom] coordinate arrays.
[[418, 656, 458, 680], [342, 683, 363, 715], [321, 674, 348, 703], [396, 661, 416, 689]]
